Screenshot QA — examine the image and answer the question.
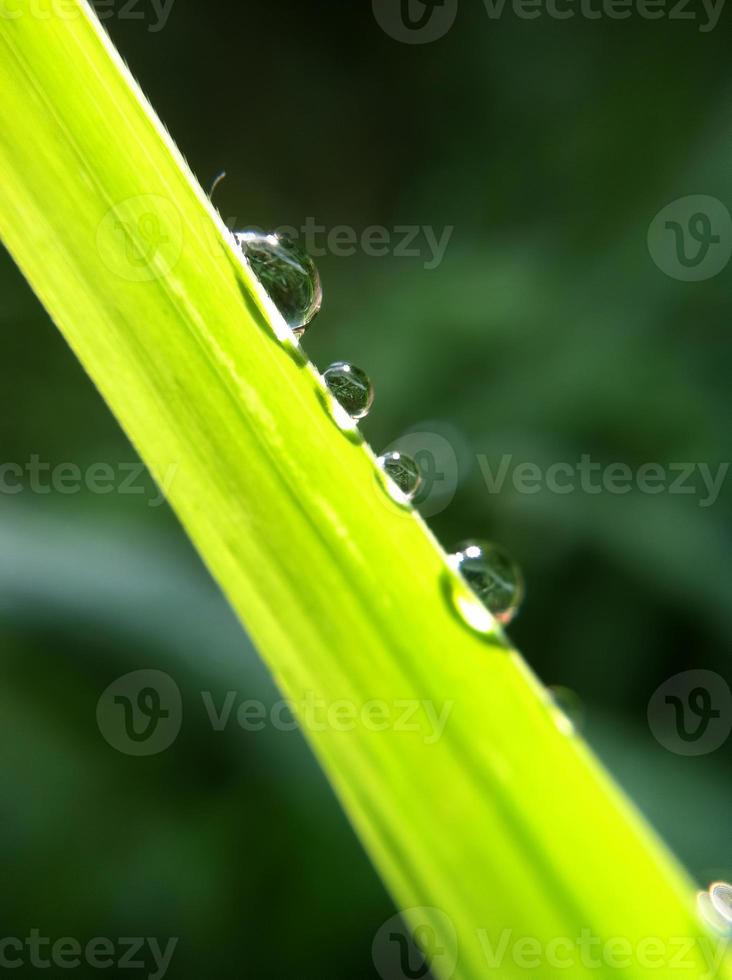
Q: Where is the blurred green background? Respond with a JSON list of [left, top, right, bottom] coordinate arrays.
[[1, 1, 730, 976]]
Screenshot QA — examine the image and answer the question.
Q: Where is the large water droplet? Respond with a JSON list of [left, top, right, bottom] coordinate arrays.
[[323, 362, 374, 420], [710, 882, 732, 925], [450, 540, 524, 625], [378, 451, 422, 501], [234, 231, 322, 337]]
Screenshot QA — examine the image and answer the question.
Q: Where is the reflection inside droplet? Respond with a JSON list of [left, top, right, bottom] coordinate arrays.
[[450, 540, 524, 625], [235, 231, 322, 337], [378, 451, 422, 502], [698, 889, 732, 935], [444, 567, 496, 635], [323, 362, 374, 420], [710, 882, 732, 925], [313, 383, 363, 444]]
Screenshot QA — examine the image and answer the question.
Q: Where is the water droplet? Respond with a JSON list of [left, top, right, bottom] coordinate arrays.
[[323, 362, 374, 420], [441, 569, 496, 635], [234, 231, 322, 337], [710, 882, 732, 925], [699, 890, 731, 935], [548, 686, 585, 734], [450, 540, 524, 625], [315, 385, 364, 443], [378, 451, 422, 501]]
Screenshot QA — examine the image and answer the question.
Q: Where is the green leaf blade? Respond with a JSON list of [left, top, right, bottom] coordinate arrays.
[[0, 5, 727, 977]]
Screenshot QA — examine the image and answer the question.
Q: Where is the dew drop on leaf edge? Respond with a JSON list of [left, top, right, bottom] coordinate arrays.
[[450, 540, 524, 626], [235, 230, 322, 337], [710, 882, 732, 925], [378, 451, 422, 501], [548, 685, 584, 734], [323, 362, 374, 420]]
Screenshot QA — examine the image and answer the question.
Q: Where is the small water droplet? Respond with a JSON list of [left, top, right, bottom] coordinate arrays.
[[323, 362, 374, 420], [234, 231, 322, 337], [698, 890, 731, 935], [548, 686, 585, 734], [450, 540, 524, 625], [710, 882, 732, 926], [378, 451, 422, 501]]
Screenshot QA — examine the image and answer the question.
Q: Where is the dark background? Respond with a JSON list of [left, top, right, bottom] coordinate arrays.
[[0, 0, 730, 976]]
